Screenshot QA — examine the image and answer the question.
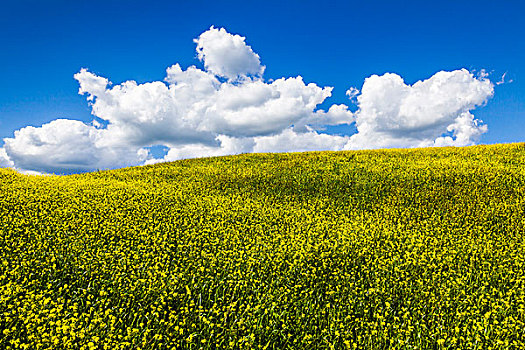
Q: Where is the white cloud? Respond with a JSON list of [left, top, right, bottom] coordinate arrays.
[[3, 119, 148, 174], [496, 72, 513, 85], [344, 69, 494, 149], [195, 26, 264, 80], [346, 87, 359, 101], [3, 27, 345, 173], [305, 104, 355, 132], [75, 68, 218, 148], [254, 128, 349, 153], [71, 67, 342, 147], [149, 135, 254, 164], [195, 77, 341, 137], [75, 69, 110, 101], [2, 27, 496, 174], [150, 128, 349, 164], [0, 148, 14, 168]]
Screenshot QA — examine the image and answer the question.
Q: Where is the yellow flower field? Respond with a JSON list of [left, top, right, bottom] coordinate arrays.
[[1, 143, 524, 349]]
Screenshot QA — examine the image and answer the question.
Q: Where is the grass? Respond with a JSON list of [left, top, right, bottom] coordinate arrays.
[[1, 143, 525, 349]]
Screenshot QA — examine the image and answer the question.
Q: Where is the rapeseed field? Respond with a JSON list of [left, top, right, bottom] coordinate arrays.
[[1, 143, 524, 349]]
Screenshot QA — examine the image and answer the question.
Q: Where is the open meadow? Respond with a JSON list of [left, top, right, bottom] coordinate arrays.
[[1, 143, 525, 349]]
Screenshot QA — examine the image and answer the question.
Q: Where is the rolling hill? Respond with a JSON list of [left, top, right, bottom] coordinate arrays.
[[1, 143, 524, 349]]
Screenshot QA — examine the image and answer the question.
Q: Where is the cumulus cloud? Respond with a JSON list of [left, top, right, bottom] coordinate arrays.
[[195, 26, 264, 80], [2, 27, 351, 173], [71, 66, 345, 145], [3, 119, 148, 174], [254, 128, 349, 153], [0, 26, 496, 174], [147, 135, 255, 164], [149, 128, 350, 164], [345, 69, 494, 149], [74, 67, 218, 148], [0, 148, 14, 168]]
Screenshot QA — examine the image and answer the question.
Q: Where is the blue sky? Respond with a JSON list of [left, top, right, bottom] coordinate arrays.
[[0, 0, 524, 173]]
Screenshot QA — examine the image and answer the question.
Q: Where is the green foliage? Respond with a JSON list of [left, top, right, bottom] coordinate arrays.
[[1, 144, 525, 349]]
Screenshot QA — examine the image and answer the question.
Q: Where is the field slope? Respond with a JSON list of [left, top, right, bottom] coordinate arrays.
[[1, 144, 525, 349]]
